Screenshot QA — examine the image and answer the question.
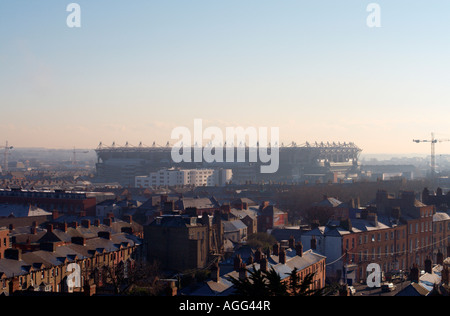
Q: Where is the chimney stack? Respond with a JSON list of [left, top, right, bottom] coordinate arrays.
[[442, 266, 449, 286], [211, 262, 220, 283], [254, 248, 262, 263], [71, 236, 86, 246], [311, 236, 317, 250], [239, 262, 247, 280], [82, 219, 90, 229], [260, 255, 268, 272], [60, 222, 68, 232], [123, 215, 133, 224], [103, 218, 112, 227], [40, 242, 56, 252], [410, 264, 419, 283], [295, 242, 303, 257], [47, 224, 53, 233], [437, 252, 444, 266], [233, 254, 242, 271], [288, 236, 295, 249], [272, 243, 280, 256], [4, 248, 22, 261], [98, 231, 111, 240], [279, 247, 286, 264], [425, 257, 432, 274]]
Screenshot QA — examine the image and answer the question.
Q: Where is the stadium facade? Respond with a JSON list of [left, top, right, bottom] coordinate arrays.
[[94, 142, 362, 186]]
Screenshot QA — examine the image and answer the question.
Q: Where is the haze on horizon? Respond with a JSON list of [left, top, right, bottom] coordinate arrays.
[[1, 1, 450, 156]]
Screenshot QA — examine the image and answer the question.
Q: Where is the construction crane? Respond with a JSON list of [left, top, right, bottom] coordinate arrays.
[[72, 147, 89, 165], [1, 141, 13, 174], [413, 133, 450, 178]]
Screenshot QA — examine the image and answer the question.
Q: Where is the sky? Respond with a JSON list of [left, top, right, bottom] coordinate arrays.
[[1, 0, 450, 155]]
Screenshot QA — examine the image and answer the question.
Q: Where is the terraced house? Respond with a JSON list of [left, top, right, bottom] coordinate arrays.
[[0, 221, 142, 295]]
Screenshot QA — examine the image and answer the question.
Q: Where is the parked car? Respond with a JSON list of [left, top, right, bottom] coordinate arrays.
[[381, 283, 396, 292], [348, 286, 356, 295]]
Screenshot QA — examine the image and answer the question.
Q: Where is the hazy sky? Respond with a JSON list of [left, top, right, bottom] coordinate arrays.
[[1, 0, 450, 154]]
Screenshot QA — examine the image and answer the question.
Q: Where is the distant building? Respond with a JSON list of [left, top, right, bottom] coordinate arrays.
[[175, 196, 221, 216], [144, 214, 223, 272], [229, 207, 258, 235], [95, 143, 361, 186], [0, 188, 97, 217], [0, 227, 10, 259], [135, 168, 232, 188], [257, 202, 288, 232], [432, 212, 450, 261], [223, 220, 248, 243], [95, 200, 121, 217]]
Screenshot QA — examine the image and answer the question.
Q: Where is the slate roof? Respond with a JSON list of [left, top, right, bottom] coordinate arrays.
[[313, 197, 343, 208], [0, 233, 141, 278], [0, 204, 52, 218], [177, 197, 220, 210], [433, 212, 450, 222], [229, 208, 257, 220], [187, 249, 326, 296], [222, 220, 247, 233]]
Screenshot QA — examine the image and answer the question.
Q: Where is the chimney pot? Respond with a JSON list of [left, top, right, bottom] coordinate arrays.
[[254, 248, 262, 263], [311, 237, 317, 250], [123, 215, 132, 224], [425, 257, 432, 274], [211, 262, 220, 283], [71, 236, 86, 246], [295, 242, 303, 257], [272, 243, 280, 256], [260, 255, 268, 272], [82, 219, 91, 228], [279, 247, 286, 264], [98, 231, 111, 240], [288, 236, 295, 249], [239, 262, 247, 280], [410, 264, 419, 283], [4, 248, 22, 261], [437, 252, 444, 266], [233, 254, 242, 271]]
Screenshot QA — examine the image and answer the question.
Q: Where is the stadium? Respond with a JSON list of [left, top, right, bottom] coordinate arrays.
[[94, 142, 362, 186]]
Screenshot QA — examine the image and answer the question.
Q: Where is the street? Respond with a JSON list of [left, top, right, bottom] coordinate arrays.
[[351, 279, 411, 296]]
